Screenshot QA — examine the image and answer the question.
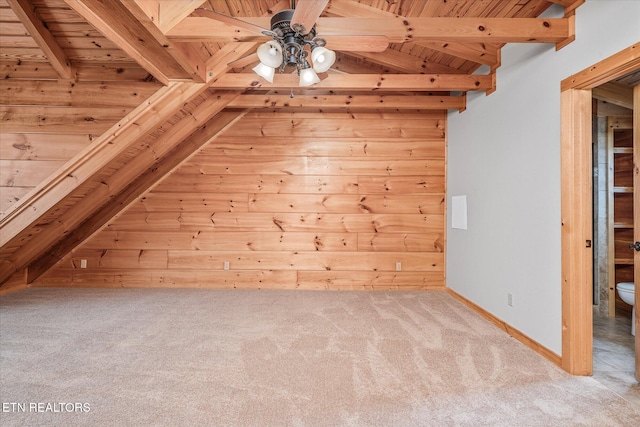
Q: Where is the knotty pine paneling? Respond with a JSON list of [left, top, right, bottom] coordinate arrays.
[[106, 212, 445, 233], [0, 159, 66, 187], [40, 111, 447, 290], [0, 77, 161, 214]]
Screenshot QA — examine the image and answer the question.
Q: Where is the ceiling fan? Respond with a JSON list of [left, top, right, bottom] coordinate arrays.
[[194, 0, 389, 86]]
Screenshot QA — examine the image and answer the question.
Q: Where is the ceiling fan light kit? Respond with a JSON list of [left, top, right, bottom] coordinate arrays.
[[299, 64, 322, 86], [254, 9, 336, 86], [256, 41, 283, 69], [252, 62, 276, 83], [310, 46, 336, 73]]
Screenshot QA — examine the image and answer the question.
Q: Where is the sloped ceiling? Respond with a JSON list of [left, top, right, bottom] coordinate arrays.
[[0, 0, 584, 286]]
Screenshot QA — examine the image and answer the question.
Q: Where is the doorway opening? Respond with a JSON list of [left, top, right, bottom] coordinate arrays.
[[560, 42, 639, 378], [591, 83, 637, 399]]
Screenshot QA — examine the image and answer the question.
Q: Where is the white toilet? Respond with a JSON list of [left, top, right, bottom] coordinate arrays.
[[616, 282, 636, 336]]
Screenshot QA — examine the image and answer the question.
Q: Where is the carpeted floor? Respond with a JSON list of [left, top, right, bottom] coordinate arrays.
[[1, 288, 639, 426]]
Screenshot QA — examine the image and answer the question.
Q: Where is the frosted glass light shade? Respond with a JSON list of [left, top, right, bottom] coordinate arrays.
[[252, 63, 275, 83], [299, 68, 321, 86], [256, 42, 283, 68], [311, 46, 336, 73]]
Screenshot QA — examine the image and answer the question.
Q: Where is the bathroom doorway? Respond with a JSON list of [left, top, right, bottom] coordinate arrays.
[[560, 43, 639, 379], [592, 81, 636, 320], [592, 80, 637, 397]]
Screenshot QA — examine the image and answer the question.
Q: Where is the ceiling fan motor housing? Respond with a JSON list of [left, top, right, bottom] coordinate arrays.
[[271, 9, 316, 38], [270, 9, 317, 69]]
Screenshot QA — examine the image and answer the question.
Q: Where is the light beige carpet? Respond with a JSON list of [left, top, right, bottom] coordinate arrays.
[[1, 288, 639, 426]]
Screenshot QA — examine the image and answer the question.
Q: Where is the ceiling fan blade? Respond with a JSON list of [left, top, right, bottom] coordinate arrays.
[[322, 35, 389, 52], [290, 0, 329, 34], [193, 8, 275, 37]]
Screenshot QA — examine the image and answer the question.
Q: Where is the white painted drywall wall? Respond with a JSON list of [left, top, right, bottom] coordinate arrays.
[[446, 0, 640, 355]]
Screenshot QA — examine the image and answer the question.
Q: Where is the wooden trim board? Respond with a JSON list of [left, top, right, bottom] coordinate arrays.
[[560, 88, 593, 376]]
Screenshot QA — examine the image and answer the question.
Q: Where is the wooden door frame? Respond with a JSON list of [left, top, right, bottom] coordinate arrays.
[[561, 42, 639, 375]]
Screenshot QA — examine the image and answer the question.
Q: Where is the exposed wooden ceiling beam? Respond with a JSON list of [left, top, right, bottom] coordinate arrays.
[[592, 81, 634, 110], [24, 104, 246, 284], [6, 0, 74, 80], [324, 0, 499, 67], [168, 17, 572, 44], [228, 94, 465, 111], [210, 73, 494, 92], [64, 0, 194, 84]]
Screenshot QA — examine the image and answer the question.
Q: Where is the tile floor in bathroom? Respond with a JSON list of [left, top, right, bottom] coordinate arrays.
[[593, 308, 640, 407]]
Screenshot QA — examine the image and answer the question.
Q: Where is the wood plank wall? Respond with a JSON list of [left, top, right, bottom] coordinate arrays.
[[38, 111, 447, 290], [0, 81, 161, 213]]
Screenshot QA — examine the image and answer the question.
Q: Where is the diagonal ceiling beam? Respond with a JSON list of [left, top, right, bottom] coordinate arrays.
[[24, 105, 247, 284], [210, 73, 495, 92], [168, 17, 571, 44], [325, 0, 499, 68], [7, 0, 74, 80], [64, 0, 194, 84]]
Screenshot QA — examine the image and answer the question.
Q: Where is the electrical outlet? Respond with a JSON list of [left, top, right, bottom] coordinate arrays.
[[80, 259, 87, 269], [395, 262, 402, 271], [223, 261, 230, 270], [508, 293, 513, 307]]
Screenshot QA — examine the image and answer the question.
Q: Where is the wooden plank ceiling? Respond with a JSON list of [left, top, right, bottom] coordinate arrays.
[[0, 0, 583, 286]]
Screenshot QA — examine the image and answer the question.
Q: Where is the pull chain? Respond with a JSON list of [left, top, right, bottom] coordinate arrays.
[[290, 71, 294, 98]]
